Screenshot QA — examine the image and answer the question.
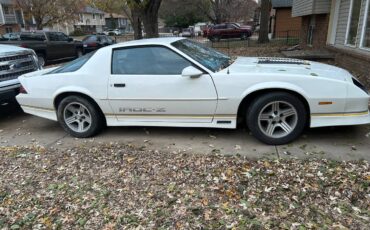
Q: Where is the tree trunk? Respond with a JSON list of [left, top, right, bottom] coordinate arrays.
[[36, 18, 43, 30], [142, 12, 159, 38], [131, 9, 143, 39], [141, 0, 162, 38], [258, 0, 270, 43]]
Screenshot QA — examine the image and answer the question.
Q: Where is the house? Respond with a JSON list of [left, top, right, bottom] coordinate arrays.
[[271, 0, 302, 38], [292, 0, 370, 81], [0, 0, 25, 34], [43, 6, 105, 35], [105, 13, 132, 32], [74, 6, 105, 34]]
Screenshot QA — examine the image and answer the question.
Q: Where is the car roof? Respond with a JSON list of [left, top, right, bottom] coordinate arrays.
[[110, 37, 185, 49]]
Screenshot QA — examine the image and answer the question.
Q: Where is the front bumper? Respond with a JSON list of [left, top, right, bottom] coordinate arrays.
[[0, 84, 20, 102], [310, 111, 370, 128]]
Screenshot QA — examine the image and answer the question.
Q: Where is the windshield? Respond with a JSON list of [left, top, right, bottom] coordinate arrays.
[[47, 51, 95, 74], [171, 39, 231, 72]]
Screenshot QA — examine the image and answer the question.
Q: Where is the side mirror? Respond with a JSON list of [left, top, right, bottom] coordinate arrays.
[[181, 66, 203, 78], [68, 37, 74, 42]]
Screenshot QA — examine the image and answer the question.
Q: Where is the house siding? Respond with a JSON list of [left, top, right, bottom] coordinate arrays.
[[292, 0, 331, 17], [0, 4, 4, 24], [335, 0, 350, 44], [314, 0, 332, 14]]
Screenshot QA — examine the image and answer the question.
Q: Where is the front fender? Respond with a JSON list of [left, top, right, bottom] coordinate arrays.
[[241, 82, 310, 101]]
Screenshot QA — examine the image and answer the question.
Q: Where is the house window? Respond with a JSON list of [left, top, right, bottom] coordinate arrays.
[[346, 0, 362, 45], [3, 5, 12, 14], [93, 14, 96, 19], [362, 0, 370, 48]]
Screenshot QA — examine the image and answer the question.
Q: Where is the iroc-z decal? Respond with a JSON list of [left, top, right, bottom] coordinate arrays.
[[119, 107, 166, 113]]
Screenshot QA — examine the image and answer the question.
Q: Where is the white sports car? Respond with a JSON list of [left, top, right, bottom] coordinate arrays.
[[16, 37, 370, 145]]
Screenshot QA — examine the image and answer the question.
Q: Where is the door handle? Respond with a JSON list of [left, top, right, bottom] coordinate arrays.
[[114, 83, 126, 88]]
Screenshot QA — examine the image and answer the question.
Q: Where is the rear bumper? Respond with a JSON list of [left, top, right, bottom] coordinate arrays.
[[310, 111, 370, 127]]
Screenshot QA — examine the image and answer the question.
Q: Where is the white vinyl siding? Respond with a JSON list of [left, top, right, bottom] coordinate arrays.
[[336, 0, 351, 44], [0, 4, 4, 24], [292, 0, 331, 17]]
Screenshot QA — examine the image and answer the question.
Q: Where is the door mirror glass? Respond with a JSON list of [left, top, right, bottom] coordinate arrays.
[[181, 66, 203, 78]]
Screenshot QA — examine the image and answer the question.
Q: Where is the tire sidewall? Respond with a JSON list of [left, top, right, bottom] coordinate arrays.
[[57, 96, 103, 138], [247, 92, 307, 145]]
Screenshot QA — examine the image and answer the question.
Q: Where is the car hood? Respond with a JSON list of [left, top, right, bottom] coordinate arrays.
[[226, 57, 352, 82], [0, 44, 31, 54]]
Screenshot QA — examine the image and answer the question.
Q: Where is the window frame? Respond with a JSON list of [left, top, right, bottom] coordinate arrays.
[[345, 0, 363, 47], [360, 0, 370, 50], [111, 45, 207, 76]]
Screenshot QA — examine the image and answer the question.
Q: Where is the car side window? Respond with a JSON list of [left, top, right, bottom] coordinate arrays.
[[58, 32, 69, 41], [112, 46, 192, 75], [227, 24, 236, 29], [48, 33, 60, 41]]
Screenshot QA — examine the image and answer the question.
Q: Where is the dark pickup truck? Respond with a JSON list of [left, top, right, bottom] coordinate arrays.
[[0, 31, 84, 66]]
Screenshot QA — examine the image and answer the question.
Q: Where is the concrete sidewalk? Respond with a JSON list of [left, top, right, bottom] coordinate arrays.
[[1, 102, 369, 161]]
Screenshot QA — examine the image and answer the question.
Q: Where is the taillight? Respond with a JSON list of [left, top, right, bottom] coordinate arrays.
[[19, 85, 28, 94], [20, 43, 28, 48], [87, 42, 98, 47]]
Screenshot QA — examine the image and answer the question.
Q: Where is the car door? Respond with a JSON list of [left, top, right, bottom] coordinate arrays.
[[57, 32, 75, 57], [108, 45, 218, 123], [46, 32, 68, 60]]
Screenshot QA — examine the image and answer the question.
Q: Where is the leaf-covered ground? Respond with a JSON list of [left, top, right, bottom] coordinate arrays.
[[0, 144, 369, 229]]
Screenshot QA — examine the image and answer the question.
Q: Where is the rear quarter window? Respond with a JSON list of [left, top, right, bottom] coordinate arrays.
[[47, 51, 96, 74]]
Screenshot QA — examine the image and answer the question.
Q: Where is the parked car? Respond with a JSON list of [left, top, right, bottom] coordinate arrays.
[[194, 22, 207, 36], [181, 27, 195, 37], [0, 32, 20, 41], [82, 35, 115, 53], [207, 23, 253, 42], [0, 45, 40, 103], [16, 38, 370, 145], [104, 29, 124, 36], [0, 31, 84, 66]]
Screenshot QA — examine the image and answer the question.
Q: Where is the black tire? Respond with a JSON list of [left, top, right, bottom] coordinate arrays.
[[210, 36, 220, 42], [241, 33, 248, 40], [246, 92, 307, 145], [37, 54, 45, 67], [57, 96, 105, 138]]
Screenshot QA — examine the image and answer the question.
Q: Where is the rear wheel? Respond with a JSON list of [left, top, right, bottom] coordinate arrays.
[[241, 33, 248, 40], [57, 96, 104, 138], [210, 36, 220, 42], [246, 92, 307, 145]]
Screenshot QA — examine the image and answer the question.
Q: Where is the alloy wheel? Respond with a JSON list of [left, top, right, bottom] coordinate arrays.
[[63, 102, 92, 133], [257, 101, 298, 139]]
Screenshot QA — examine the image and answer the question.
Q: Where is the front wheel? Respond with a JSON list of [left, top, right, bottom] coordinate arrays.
[[37, 54, 45, 67], [57, 96, 105, 138], [246, 92, 307, 145]]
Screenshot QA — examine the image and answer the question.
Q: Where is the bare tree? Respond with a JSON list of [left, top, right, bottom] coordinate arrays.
[[14, 0, 85, 30], [258, 0, 270, 43], [198, 0, 257, 24]]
